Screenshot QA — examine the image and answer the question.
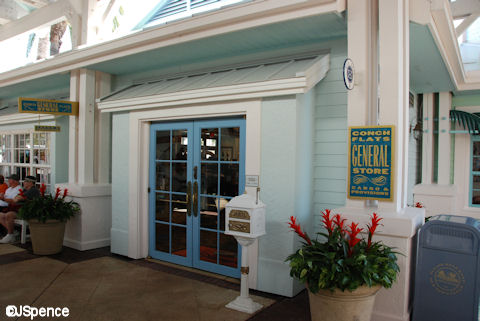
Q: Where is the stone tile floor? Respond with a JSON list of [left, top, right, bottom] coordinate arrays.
[[0, 243, 311, 321]]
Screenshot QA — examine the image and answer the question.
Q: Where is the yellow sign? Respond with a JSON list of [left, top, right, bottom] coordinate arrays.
[[348, 125, 394, 201], [34, 125, 61, 132], [18, 98, 79, 116]]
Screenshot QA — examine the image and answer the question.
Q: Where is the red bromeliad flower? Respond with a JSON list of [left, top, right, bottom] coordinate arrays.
[[18, 189, 24, 197], [288, 216, 312, 245], [39, 183, 46, 197], [54, 187, 61, 201], [345, 222, 363, 256], [367, 213, 383, 248], [321, 209, 334, 236], [333, 214, 346, 234], [63, 188, 69, 198]]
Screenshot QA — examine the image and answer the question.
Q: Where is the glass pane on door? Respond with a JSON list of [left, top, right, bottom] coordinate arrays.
[[150, 126, 191, 264], [196, 123, 242, 270]]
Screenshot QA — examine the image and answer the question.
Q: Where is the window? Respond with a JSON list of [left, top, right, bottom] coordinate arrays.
[[140, 0, 248, 29], [0, 131, 51, 191], [471, 137, 480, 206]]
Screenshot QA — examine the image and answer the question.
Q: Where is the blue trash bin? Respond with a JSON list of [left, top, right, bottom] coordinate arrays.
[[412, 215, 480, 321]]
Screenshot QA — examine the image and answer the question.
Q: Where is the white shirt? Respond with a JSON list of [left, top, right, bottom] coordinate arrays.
[[0, 185, 21, 207]]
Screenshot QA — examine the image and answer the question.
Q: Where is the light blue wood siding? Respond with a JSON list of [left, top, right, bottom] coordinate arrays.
[[313, 39, 348, 231]]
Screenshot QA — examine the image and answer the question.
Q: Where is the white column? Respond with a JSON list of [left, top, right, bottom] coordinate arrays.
[[346, 0, 375, 209], [347, 0, 371, 127], [68, 70, 79, 184], [341, 1, 425, 321], [421, 93, 434, 184], [438, 92, 452, 185], [378, 0, 409, 212], [77, 69, 96, 185], [95, 72, 112, 184]]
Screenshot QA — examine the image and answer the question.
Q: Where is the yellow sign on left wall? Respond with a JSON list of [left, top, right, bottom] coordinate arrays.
[[18, 97, 79, 116]]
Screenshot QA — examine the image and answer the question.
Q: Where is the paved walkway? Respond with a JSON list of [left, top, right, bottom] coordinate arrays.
[[0, 244, 311, 321]]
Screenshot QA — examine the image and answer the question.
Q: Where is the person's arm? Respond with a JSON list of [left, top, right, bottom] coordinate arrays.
[[1, 188, 21, 204]]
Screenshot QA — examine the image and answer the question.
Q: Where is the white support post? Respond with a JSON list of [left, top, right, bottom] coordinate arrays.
[[421, 93, 435, 184], [341, 1, 425, 321], [346, 0, 375, 209], [68, 70, 79, 184], [95, 72, 112, 184], [378, 0, 409, 212], [438, 92, 452, 185], [77, 69, 96, 185]]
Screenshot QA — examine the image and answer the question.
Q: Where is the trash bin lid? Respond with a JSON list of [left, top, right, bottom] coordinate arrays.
[[429, 215, 480, 232]]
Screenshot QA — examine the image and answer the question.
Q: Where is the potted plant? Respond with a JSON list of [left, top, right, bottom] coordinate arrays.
[[286, 210, 400, 321], [18, 184, 80, 255]]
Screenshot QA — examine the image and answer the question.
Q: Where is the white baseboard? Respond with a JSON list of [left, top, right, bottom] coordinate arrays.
[[63, 237, 110, 251]]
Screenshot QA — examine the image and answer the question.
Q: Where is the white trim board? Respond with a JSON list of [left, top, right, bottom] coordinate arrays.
[[0, 113, 55, 124]]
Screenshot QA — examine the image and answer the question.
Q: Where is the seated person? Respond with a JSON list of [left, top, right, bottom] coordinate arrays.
[[0, 175, 8, 211], [0, 174, 27, 244]]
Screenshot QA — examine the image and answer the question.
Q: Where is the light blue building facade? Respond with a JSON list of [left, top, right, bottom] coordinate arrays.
[[2, 1, 478, 320]]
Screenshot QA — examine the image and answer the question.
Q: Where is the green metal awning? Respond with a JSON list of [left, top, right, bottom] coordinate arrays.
[[450, 110, 480, 135]]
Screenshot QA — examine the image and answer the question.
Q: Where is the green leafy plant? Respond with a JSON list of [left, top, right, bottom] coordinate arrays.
[[286, 210, 400, 293], [18, 184, 80, 223]]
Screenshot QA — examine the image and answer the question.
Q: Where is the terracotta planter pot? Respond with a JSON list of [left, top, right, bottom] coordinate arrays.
[[28, 219, 66, 255], [308, 285, 381, 321]]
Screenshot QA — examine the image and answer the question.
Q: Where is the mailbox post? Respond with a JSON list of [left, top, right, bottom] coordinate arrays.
[[225, 193, 266, 314]]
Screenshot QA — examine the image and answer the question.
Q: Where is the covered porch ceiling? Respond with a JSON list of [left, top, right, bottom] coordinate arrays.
[[0, 12, 347, 101]]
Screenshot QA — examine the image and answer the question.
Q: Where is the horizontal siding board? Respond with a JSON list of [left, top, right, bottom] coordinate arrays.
[[316, 93, 347, 106], [314, 203, 345, 214], [314, 154, 347, 167], [314, 166, 347, 179], [315, 129, 347, 142], [314, 178, 346, 192], [315, 142, 347, 154], [316, 104, 347, 115], [314, 191, 347, 204], [316, 81, 347, 94], [316, 117, 347, 130]]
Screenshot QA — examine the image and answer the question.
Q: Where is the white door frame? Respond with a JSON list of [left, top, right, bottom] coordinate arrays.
[[127, 99, 262, 288]]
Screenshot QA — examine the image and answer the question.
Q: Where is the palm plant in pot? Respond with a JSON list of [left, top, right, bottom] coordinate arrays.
[[286, 210, 399, 321], [18, 184, 80, 255]]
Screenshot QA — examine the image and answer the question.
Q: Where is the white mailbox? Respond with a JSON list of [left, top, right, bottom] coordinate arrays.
[[225, 193, 266, 238]]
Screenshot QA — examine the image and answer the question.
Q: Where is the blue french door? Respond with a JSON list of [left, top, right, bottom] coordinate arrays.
[[149, 118, 245, 278]]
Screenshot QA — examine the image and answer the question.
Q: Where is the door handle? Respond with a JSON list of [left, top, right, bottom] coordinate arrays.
[[193, 181, 198, 217], [186, 181, 192, 217]]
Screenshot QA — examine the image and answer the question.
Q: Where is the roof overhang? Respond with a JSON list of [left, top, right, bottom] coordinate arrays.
[[97, 54, 330, 113], [411, 0, 480, 92], [0, 0, 345, 89]]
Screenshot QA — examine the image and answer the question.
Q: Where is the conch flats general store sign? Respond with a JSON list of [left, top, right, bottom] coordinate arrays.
[[348, 126, 394, 201], [18, 98, 79, 116]]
